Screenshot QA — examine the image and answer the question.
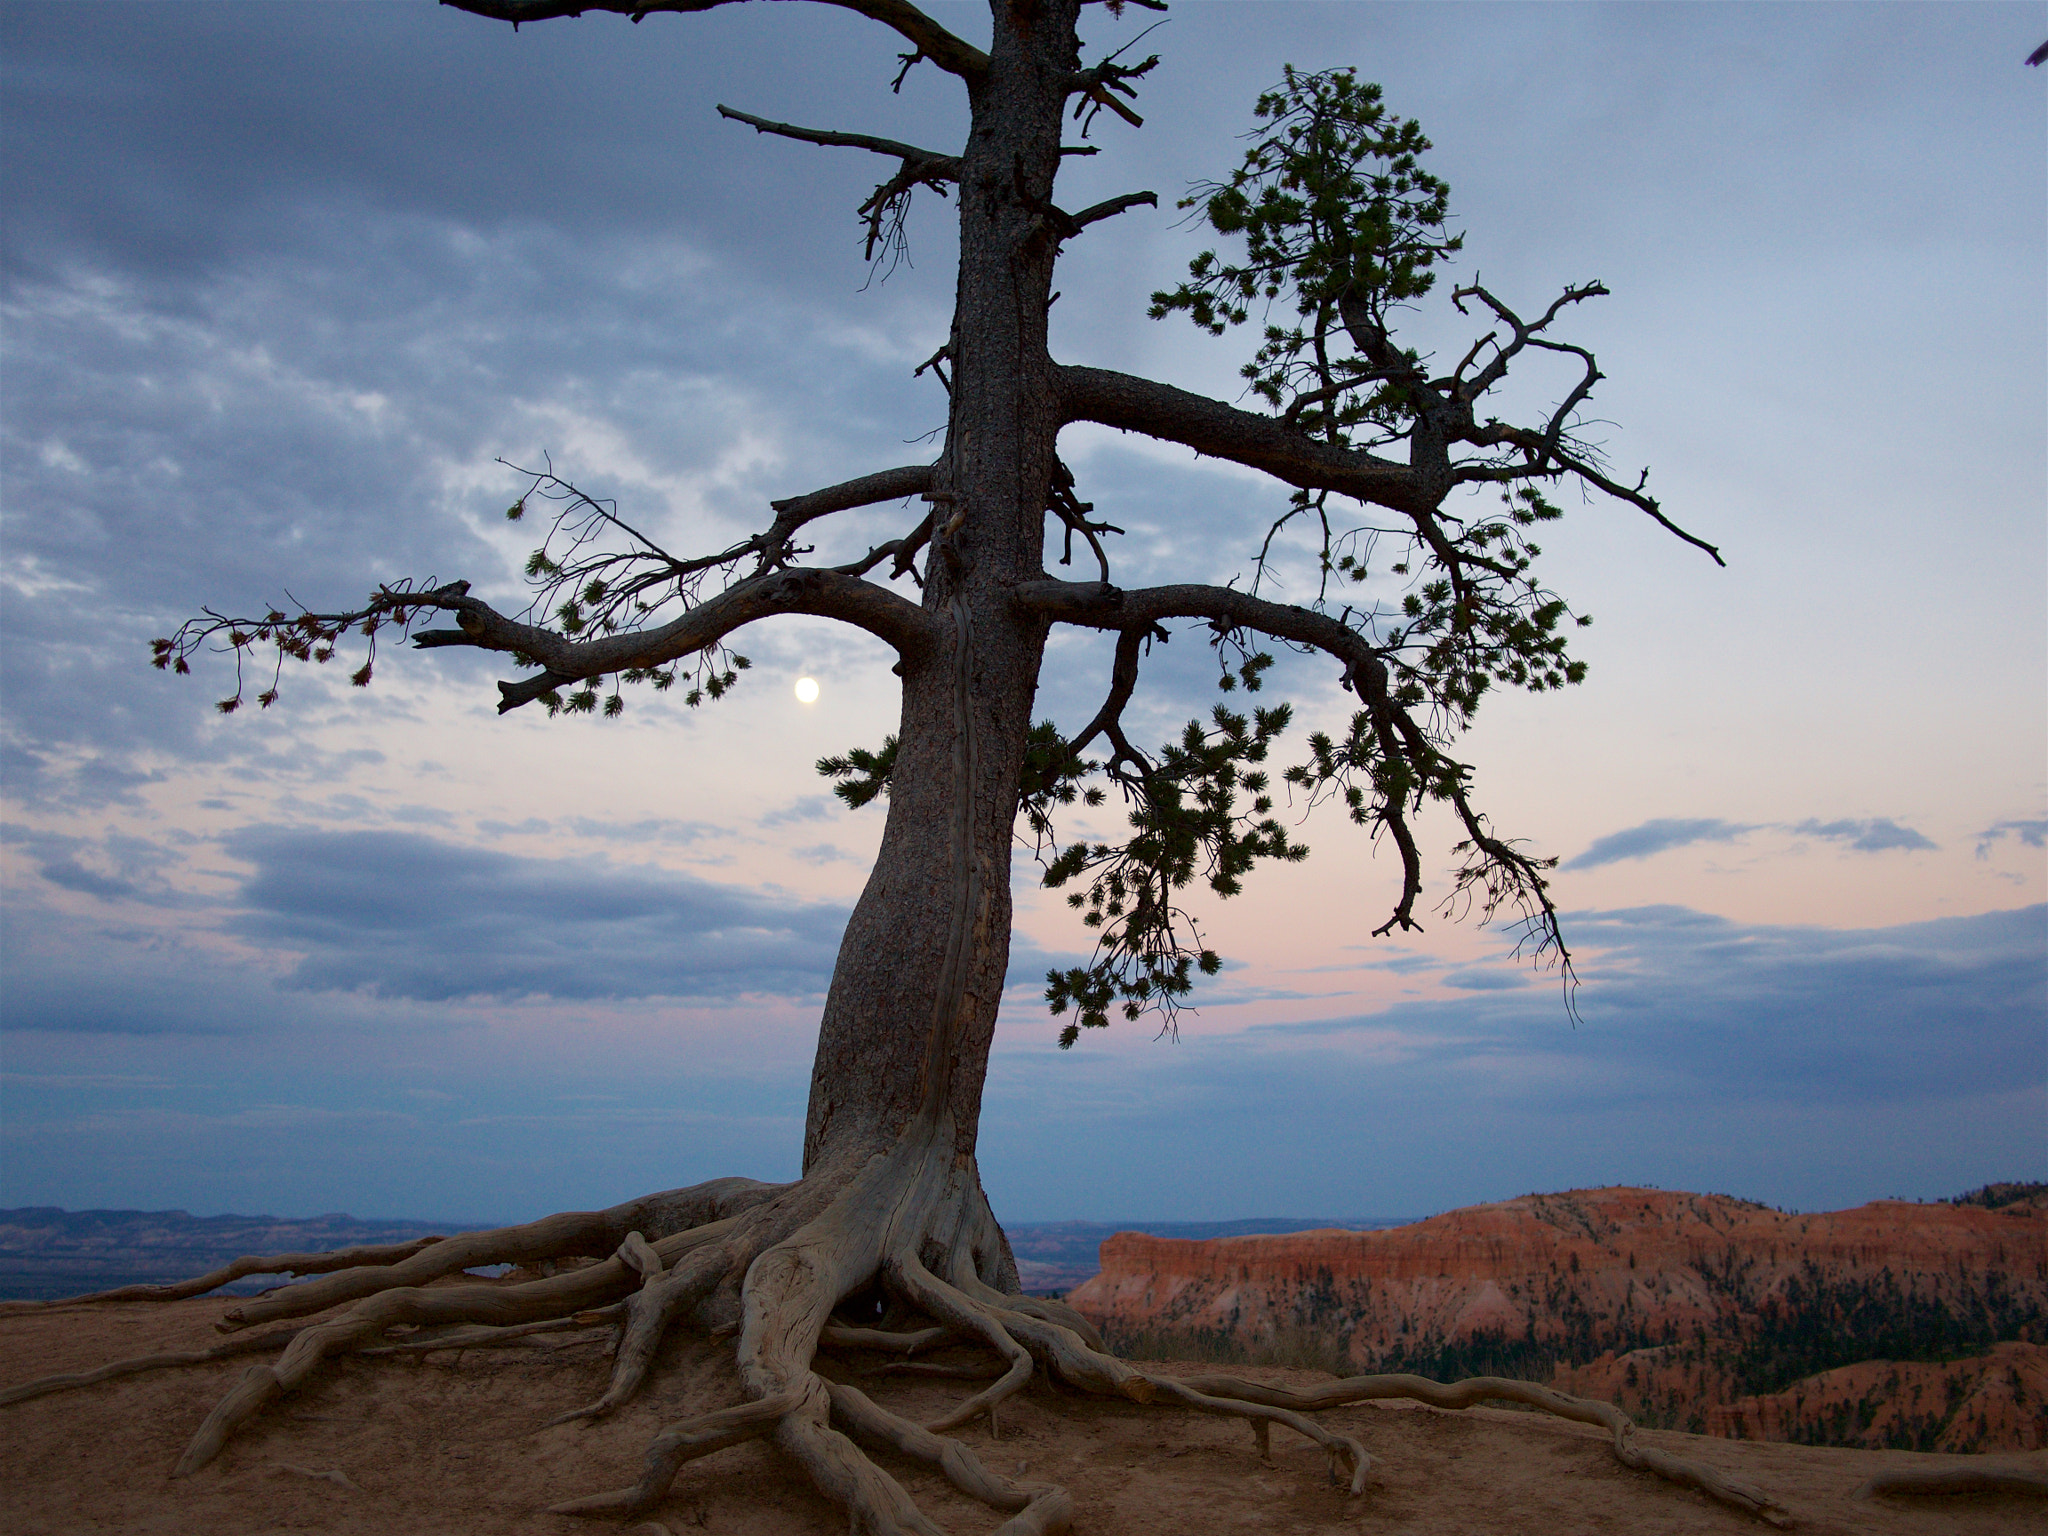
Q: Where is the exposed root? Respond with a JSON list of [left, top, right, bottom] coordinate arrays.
[[1166, 1369, 1792, 1527], [0, 1236, 447, 1314], [546, 1234, 733, 1426], [890, 1253, 1032, 1433], [1854, 1462, 2048, 1499], [1140, 1374, 1369, 1493], [209, 1178, 783, 1332], [1, 1163, 1799, 1534], [548, 1389, 807, 1518], [828, 1379, 1073, 1535], [356, 1310, 621, 1357], [820, 1323, 955, 1355], [0, 1324, 308, 1406], [172, 1211, 770, 1477]]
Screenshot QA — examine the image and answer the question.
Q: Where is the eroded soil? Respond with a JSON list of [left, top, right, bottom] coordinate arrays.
[[3, 1294, 2043, 1535]]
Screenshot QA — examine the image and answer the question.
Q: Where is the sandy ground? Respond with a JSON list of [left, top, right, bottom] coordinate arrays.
[[3, 1293, 2044, 1535]]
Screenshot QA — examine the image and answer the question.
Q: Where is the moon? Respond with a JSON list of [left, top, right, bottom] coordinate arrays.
[[794, 677, 820, 704]]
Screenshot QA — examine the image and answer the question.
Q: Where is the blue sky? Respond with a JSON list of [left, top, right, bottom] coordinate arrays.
[[2, 1, 2043, 1225]]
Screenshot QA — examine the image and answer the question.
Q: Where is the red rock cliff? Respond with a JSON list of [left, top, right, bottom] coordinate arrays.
[[1067, 1186, 2048, 1451]]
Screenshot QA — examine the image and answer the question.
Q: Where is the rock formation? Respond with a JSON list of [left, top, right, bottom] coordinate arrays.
[[1068, 1185, 2048, 1452]]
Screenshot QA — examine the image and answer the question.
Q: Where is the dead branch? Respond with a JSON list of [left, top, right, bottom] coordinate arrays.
[[442, 0, 989, 80], [761, 463, 934, 572], [408, 565, 936, 710], [715, 105, 959, 176]]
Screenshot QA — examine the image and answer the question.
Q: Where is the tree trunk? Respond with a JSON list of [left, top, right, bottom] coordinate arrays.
[[800, 3, 1072, 1188]]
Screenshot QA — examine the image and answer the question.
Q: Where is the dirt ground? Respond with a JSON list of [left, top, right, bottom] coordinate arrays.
[[3, 1294, 2043, 1535]]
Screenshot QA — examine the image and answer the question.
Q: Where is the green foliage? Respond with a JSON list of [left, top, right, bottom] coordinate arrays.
[[1156, 66, 1596, 732], [1151, 65, 1459, 448], [153, 600, 429, 716], [816, 659, 1309, 1045], [817, 736, 899, 809], [1041, 696, 1304, 1048]]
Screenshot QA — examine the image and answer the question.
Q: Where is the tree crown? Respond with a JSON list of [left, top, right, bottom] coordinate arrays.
[[155, 15, 1720, 1048]]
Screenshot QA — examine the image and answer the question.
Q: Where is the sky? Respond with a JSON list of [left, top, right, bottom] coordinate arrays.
[[2, 0, 2043, 1228]]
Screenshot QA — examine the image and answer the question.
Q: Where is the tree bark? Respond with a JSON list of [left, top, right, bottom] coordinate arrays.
[[800, 1, 1074, 1193]]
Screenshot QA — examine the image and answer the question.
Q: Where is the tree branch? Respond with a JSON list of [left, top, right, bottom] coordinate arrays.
[[1462, 424, 1724, 566], [1013, 578, 1390, 676], [1065, 626, 1151, 774], [759, 463, 934, 572], [1064, 40, 1161, 132], [1058, 365, 1429, 512], [440, 0, 988, 80], [1069, 190, 1158, 230], [715, 106, 961, 261], [412, 567, 936, 711], [714, 106, 959, 177], [1013, 577, 1475, 939]]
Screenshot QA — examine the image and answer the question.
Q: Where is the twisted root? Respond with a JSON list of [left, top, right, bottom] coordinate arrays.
[[0, 1236, 448, 1315], [1163, 1369, 1788, 1526], [0, 1162, 1795, 1533], [0, 1324, 309, 1406]]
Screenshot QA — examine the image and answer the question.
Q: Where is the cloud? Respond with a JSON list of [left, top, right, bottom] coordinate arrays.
[[788, 843, 858, 866], [1563, 818, 1756, 869], [1976, 819, 2048, 858], [477, 818, 552, 837], [1, 822, 184, 905], [974, 902, 2046, 1219], [561, 817, 726, 845], [222, 826, 849, 1003], [1439, 968, 1532, 992], [761, 796, 838, 828], [1564, 814, 1940, 869], [1242, 903, 2046, 1109], [1793, 818, 1936, 853]]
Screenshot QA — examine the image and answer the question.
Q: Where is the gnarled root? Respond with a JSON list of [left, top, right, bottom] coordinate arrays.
[[548, 1388, 809, 1518], [1, 1150, 1793, 1534], [0, 1235, 449, 1314], [1163, 1369, 1791, 1527], [0, 1324, 309, 1406]]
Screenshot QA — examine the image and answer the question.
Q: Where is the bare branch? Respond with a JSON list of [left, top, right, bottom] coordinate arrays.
[[440, 0, 988, 80], [1044, 458, 1120, 582], [829, 509, 933, 581], [759, 463, 934, 572], [1069, 190, 1158, 230], [1014, 578, 1385, 682], [715, 106, 960, 262], [714, 105, 958, 175], [1057, 364, 1428, 512], [411, 566, 936, 711], [1066, 626, 1148, 764], [1451, 279, 1606, 399], [1462, 422, 1724, 566], [1065, 42, 1161, 132]]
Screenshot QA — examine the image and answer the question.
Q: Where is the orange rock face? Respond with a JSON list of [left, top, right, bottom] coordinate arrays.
[[1701, 1341, 2047, 1451], [1067, 1187, 2048, 1451]]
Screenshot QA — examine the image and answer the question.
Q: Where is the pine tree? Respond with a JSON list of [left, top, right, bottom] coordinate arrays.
[[119, 4, 1778, 1527]]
